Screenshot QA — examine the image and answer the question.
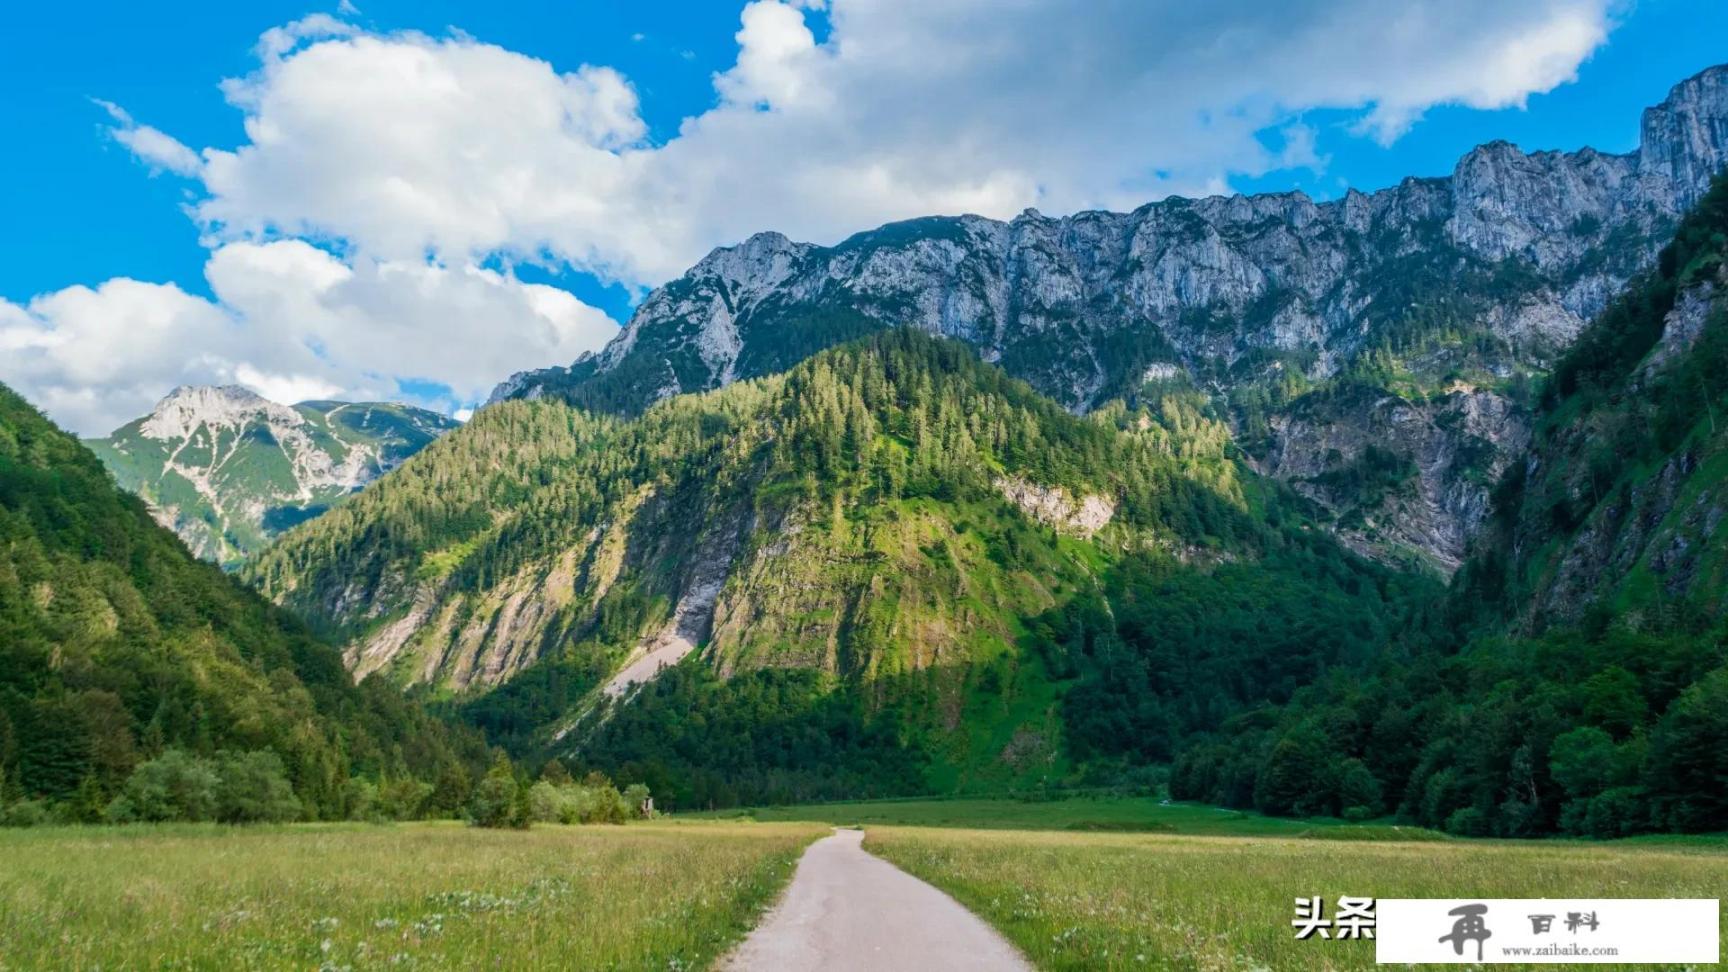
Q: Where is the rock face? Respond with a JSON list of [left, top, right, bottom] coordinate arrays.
[[87, 386, 458, 565], [498, 65, 1728, 571], [993, 477, 1115, 539], [1259, 384, 1530, 573]]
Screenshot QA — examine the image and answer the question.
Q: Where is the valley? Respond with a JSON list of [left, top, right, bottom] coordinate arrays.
[[3, 19, 1728, 970], [2, 806, 1720, 971]]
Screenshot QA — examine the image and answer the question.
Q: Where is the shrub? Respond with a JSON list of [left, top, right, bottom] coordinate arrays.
[[527, 780, 567, 824], [1444, 807, 1490, 837], [110, 750, 219, 823], [213, 751, 301, 823], [344, 778, 381, 822], [469, 755, 526, 829], [1583, 787, 1649, 838], [377, 778, 435, 821], [624, 783, 653, 819], [1, 799, 51, 828]]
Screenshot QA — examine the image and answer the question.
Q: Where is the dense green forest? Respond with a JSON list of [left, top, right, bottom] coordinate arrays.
[[0, 384, 486, 823], [1169, 175, 1728, 836], [250, 328, 1428, 810]]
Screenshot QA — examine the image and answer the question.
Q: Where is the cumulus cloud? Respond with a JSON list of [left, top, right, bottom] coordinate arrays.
[[24, 0, 1618, 433], [0, 244, 618, 435], [163, 0, 1615, 284]]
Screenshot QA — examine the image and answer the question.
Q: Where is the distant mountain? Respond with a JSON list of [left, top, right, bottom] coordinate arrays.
[[247, 330, 1428, 804], [86, 386, 458, 566], [0, 381, 482, 819], [493, 63, 1728, 573]]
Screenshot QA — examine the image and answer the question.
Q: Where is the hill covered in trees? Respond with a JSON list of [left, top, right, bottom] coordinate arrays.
[[249, 330, 1429, 808], [0, 384, 484, 823]]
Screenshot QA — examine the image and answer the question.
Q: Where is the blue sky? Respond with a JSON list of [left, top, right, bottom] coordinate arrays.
[[2, 0, 1725, 434]]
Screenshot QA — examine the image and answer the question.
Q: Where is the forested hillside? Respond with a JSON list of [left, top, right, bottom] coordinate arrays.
[[251, 331, 1427, 808], [1172, 175, 1728, 836], [0, 384, 483, 822]]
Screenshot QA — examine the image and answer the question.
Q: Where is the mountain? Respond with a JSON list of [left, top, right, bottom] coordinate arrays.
[[1459, 169, 1728, 632], [1173, 173, 1728, 837], [247, 331, 1429, 804], [0, 382, 482, 820], [493, 64, 1728, 573], [86, 386, 458, 566]]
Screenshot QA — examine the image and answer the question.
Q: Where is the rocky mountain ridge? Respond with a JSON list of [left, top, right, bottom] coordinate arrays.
[[495, 64, 1728, 571], [87, 385, 457, 566]]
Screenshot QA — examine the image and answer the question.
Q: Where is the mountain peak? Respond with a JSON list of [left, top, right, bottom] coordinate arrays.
[[140, 384, 303, 441], [160, 383, 267, 405], [93, 388, 458, 565], [1640, 62, 1728, 209]]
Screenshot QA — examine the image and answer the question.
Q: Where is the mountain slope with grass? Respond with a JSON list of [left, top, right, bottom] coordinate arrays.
[[0, 382, 482, 821], [249, 331, 1428, 807], [86, 385, 457, 567]]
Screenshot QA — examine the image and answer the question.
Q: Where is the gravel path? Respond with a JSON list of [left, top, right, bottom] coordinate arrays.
[[719, 828, 1033, 971]]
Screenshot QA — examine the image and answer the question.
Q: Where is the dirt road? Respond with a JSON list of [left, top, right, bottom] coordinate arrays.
[[719, 828, 1032, 971]]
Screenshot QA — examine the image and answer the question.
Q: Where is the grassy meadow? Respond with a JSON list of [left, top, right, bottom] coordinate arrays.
[[1, 801, 1722, 971], [0, 820, 823, 971], [865, 826, 1728, 971], [701, 794, 1447, 839]]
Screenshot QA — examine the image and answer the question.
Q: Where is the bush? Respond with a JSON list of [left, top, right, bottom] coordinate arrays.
[[1334, 759, 1383, 818], [377, 778, 435, 821], [624, 783, 653, 819], [344, 778, 381, 822], [469, 755, 526, 829], [1444, 807, 1490, 837], [1, 799, 51, 828], [521, 773, 647, 825], [527, 780, 566, 824], [101, 749, 302, 824], [1583, 787, 1649, 839], [110, 750, 219, 823], [214, 751, 301, 823]]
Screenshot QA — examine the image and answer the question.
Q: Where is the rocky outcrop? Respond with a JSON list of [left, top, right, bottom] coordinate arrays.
[[494, 65, 1728, 571], [1262, 386, 1529, 572], [994, 477, 1115, 539]]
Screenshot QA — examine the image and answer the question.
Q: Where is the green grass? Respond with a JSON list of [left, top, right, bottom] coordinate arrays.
[[864, 826, 1728, 971], [0, 820, 824, 971], [689, 795, 1446, 839]]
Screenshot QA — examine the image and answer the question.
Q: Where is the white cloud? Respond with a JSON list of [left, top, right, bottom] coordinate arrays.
[[0, 244, 617, 435], [132, 0, 1616, 287], [95, 100, 202, 177], [33, 0, 1618, 434]]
